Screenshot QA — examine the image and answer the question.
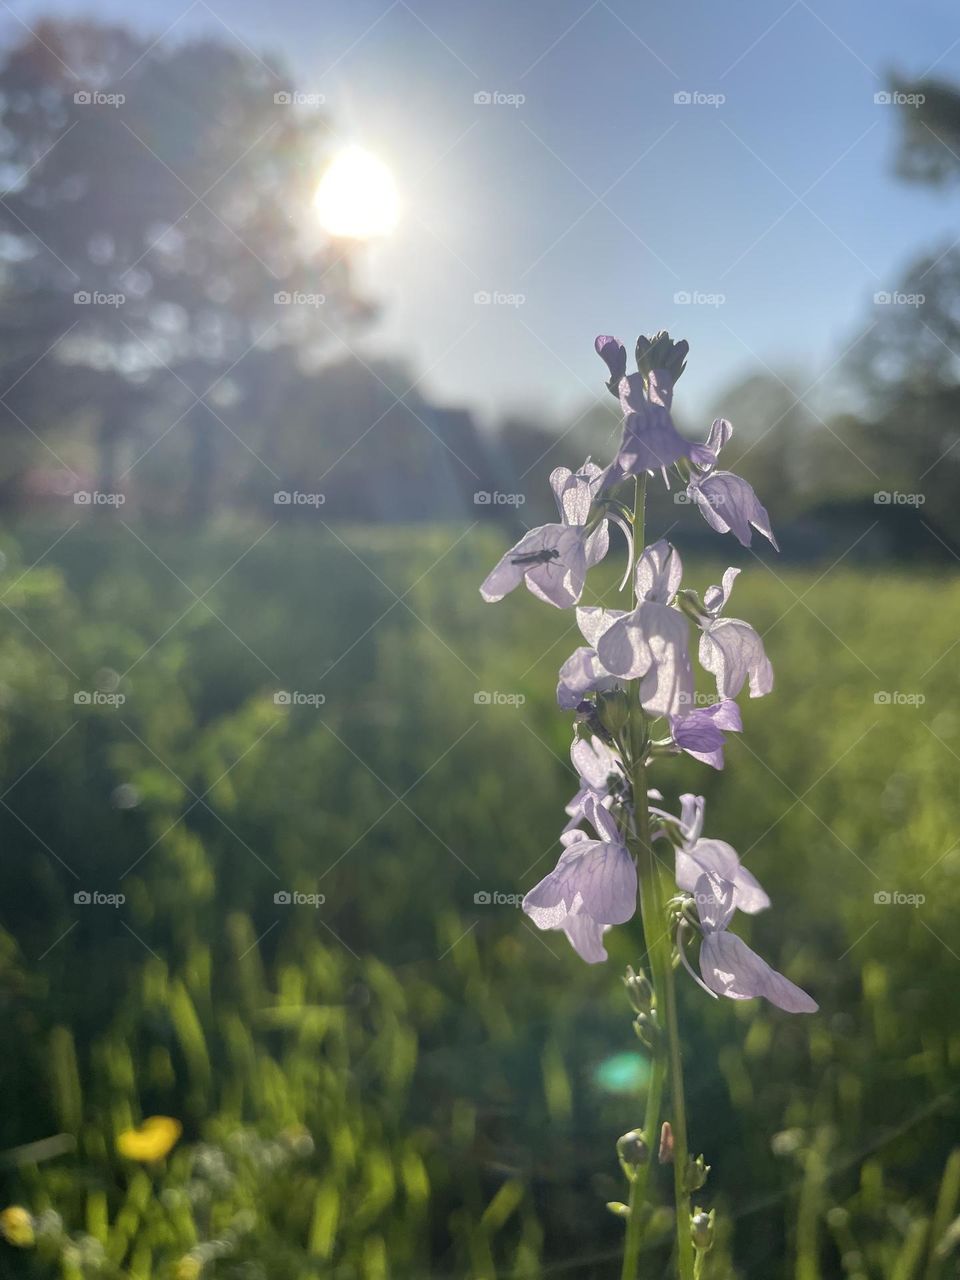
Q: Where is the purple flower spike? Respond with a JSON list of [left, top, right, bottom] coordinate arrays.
[[686, 419, 779, 551], [595, 335, 627, 392], [523, 794, 637, 964], [696, 568, 773, 700], [694, 872, 817, 1013], [669, 699, 742, 770]]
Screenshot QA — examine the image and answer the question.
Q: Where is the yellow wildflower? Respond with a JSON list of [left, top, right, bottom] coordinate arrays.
[[0, 1206, 34, 1247], [116, 1115, 182, 1162]]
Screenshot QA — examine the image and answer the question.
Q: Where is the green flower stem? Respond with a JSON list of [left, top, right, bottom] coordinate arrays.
[[619, 750, 666, 1280], [620, 476, 696, 1280]]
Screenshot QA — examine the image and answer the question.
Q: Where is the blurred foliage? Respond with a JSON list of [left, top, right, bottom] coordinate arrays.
[[0, 525, 957, 1277]]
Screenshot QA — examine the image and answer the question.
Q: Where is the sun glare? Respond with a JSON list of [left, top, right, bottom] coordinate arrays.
[[314, 147, 400, 240]]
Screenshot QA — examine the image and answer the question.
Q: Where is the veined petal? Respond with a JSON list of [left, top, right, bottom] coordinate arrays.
[[557, 646, 616, 710], [524, 839, 636, 927], [676, 839, 769, 914], [693, 870, 737, 932], [550, 459, 606, 527], [699, 618, 773, 699], [703, 567, 740, 617], [678, 793, 705, 844], [570, 736, 622, 793], [576, 606, 627, 648], [693, 472, 779, 551], [595, 608, 654, 680], [699, 931, 817, 1013], [703, 417, 733, 461], [595, 335, 627, 389], [561, 913, 610, 963], [635, 540, 682, 604], [584, 521, 610, 568], [524, 526, 590, 609], [636, 602, 694, 718]]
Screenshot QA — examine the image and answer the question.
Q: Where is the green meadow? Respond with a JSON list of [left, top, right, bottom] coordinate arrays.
[[0, 524, 957, 1279]]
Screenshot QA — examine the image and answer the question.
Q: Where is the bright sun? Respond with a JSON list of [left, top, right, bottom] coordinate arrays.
[[314, 147, 400, 240]]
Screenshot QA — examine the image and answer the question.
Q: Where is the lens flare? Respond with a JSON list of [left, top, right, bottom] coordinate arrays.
[[314, 147, 400, 239]]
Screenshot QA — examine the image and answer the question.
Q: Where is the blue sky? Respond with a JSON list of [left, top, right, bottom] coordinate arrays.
[[9, 0, 960, 426]]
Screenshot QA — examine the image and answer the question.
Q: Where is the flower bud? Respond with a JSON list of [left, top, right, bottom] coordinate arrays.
[[597, 689, 630, 738], [622, 965, 654, 1015], [606, 1201, 630, 1218], [690, 1207, 715, 1252], [633, 1011, 661, 1050], [635, 331, 689, 384], [675, 588, 706, 623], [685, 1153, 711, 1192], [617, 1129, 649, 1170], [595, 335, 627, 397], [658, 1121, 674, 1164]]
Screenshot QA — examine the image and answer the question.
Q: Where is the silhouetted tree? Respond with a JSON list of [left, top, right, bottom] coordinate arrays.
[[0, 18, 368, 520]]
